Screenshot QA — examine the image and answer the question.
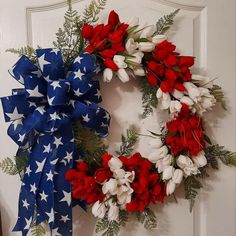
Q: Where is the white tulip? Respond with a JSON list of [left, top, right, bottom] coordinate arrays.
[[102, 178, 118, 195], [108, 204, 119, 221], [184, 82, 201, 102], [124, 171, 135, 183], [140, 25, 156, 38], [108, 157, 123, 171], [162, 154, 173, 167], [138, 42, 155, 52], [159, 93, 171, 110], [147, 145, 169, 163], [149, 138, 163, 149], [169, 100, 182, 113], [172, 169, 183, 184], [193, 151, 207, 168], [152, 34, 167, 44], [162, 166, 175, 180], [166, 180, 176, 195], [103, 68, 113, 82], [176, 155, 193, 169], [128, 52, 144, 64], [125, 38, 138, 54], [192, 74, 213, 89], [92, 201, 107, 219], [117, 69, 130, 83], [113, 55, 127, 69], [180, 96, 194, 106], [172, 89, 184, 99], [113, 169, 125, 179], [183, 165, 199, 176], [128, 16, 139, 27], [156, 160, 164, 173], [133, 67, 145, 76]]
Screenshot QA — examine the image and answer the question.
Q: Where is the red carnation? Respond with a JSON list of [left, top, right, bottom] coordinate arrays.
[[108, 10, 120, 28], [94, 168, 112, 183], [147, 72, 158, 87]]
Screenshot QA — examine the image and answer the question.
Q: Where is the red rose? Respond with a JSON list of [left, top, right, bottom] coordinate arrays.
[[147, 61, 164, 76], [160, 81, 171, 93], [147, 72, 158, 87], [77, 161, 89, 172], [174, 82, 186, 92], [81, 24, 94, 40], [108, 10, 120, 28], [101, 153, 112, 168], [178, 56, 194, 67], [94, 168, 112, 183], [104, 58, 119, 71], [165, 69, 177, 81], [163, 54, 177, 67], [111, 43, 125, 53]]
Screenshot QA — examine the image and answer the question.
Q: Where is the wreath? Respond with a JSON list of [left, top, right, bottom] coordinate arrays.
[[1, 1, 236, 236]]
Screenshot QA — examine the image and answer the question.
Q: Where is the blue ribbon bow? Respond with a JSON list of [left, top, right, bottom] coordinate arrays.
[[1, 49, 110, 236]]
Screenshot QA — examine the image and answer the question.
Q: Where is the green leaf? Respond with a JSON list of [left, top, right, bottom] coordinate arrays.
[[116, 129, 139, 156], [136, 208, 157, 230], [0, 157, 18, 175], [156, 9, 180, 35], [184, 176, 202, 212], [30, 224, 46, 236], [15, 155, 28, 179], [209, 84, 227, 110]]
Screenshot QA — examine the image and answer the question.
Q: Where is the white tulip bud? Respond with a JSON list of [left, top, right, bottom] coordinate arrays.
[[140, 25, 156, 38], [162, 166, 175, 180], [108, 157, 123, 171], [117, 69, 130, 83], [103, 68, 113, 82], [147, 145, 169, 163], [149, 138, 163, 149], [125, 38, 138, 54], [193, 151, 207, 168], [172, 89, 184, 99], [152, 34, 167, 44], [166, 180, 176, 195], [162, 154, 173, 167], [138, 42, 155, 52], [133, 67, 145, 76], [169, 100, 182, 113], [172, 169, 183, 184], [180, 96, 194, 106], [92, 201, 107, 219], [102, 178, 118, 195], [113, 55, 127, 69], [108, 204, 119, 221]]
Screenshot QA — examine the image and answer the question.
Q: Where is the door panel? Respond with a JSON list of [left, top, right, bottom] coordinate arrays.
[[0, 1, 235, 236]]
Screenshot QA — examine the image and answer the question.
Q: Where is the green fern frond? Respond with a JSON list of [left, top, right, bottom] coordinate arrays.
[[184, 176, 202, 212], [156, 9, 180, 35], [116, 129, 139, 156], [30, 224, 46, 236], [139, 78, 158, 118], [73, 122, 107, 165], [6, 46, 36, 62], [83, 0, 107, 24], [210, 84, 227, 110], [205, 145, 236, 167], [0, 157, 18, 175], [136, 208, 157, 230]]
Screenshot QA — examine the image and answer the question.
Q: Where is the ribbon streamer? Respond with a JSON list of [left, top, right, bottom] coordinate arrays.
[[1, 49, 110, 236]]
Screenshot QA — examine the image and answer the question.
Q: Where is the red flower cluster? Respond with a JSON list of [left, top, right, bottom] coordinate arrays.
[[165, 104, 205, 156], [146, 40, 194, 92], [120, 153, 166, 212], [82, 10, 128, 71], [65, 154, 113, 204]]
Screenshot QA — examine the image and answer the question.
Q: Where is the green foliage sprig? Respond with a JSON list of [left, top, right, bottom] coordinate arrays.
[[0, 157, 18, 175], [184, 176, 202, 212], [95, 210, 129, 236], [116, 129, 139, 156], [83, 0, 107, 24], [210, 84, 227, 110], [205, 144, 236, 168], [136, 208, 157, 230], [6, 46, 36, 62], [139, 78, 158, 118], [156, 9, 180, 35]]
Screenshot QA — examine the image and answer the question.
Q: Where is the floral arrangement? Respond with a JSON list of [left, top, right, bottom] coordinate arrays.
[[1, 1, 235, 236]]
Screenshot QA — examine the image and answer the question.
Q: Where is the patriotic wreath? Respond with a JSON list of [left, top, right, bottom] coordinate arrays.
[[1, 1, 236, 236]]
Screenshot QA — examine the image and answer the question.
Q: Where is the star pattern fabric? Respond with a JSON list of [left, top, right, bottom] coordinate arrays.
[[1, 49, 111, 236]]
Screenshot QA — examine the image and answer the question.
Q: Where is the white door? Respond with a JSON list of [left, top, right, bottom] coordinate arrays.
[[0, 0, 235, 235]]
